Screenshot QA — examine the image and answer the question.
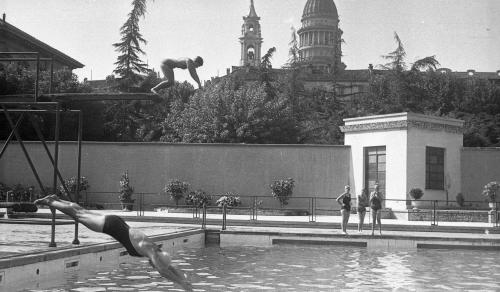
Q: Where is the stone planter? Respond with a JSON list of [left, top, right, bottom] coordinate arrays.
[[120, 201, 134, 211], [411, 200, 426, 209]]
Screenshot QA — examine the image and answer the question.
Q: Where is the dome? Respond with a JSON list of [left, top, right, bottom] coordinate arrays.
[[302, 0, 338, 19]]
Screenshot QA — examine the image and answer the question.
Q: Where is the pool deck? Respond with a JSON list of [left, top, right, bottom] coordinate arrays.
[[1, 207, 500, 259]]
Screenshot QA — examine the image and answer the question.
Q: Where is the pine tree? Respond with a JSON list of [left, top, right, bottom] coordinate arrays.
[[113, 0, 150, 88]]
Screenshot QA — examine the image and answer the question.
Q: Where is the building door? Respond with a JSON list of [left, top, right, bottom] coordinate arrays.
[[364, 146, 386, 204]]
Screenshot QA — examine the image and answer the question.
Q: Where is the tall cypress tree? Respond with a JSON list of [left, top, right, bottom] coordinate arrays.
[[113, 0, 150, 88]]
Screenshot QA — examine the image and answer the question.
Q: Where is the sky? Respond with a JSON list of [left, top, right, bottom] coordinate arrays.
[[3, 0, 500, 85]]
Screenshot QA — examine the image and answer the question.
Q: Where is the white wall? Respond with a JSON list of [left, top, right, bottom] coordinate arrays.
[[344, 129, 408, 210], [407, 128, 463, 206]]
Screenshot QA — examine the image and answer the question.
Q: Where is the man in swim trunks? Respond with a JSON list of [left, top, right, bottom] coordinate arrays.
[[150, 56, 204, 94], [34, 194, 192, 291]]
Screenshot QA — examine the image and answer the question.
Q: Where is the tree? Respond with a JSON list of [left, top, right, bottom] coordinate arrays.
[[286, 27, 300, 67], [113, 0, 151, 89], [168, 76, 299, 144], [261, 47, 276, 70], [380, 32, 407, 72]]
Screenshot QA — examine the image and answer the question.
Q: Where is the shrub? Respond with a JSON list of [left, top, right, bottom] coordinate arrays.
[[482, 181, 499, 203], [9, 184, 36, 202], [270, 178, 294, 207], [456, 193, 465, 207], [164, 179, 189, 206], [216, 192, 241, 207], [59, 176, 89, 197], [185, 189, 212, 208], [409, 188, 424, 200], [118, 171, 134, 203]]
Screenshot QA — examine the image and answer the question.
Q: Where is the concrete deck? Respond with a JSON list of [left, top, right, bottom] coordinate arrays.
[[1, 207, 499, 259]]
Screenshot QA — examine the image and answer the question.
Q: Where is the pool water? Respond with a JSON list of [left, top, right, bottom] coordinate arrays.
[[17, 245, 500, 291]]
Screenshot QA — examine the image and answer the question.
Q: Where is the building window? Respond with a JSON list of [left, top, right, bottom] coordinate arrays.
[[426, 147, 445, 190], [364, 146, 386, 196]]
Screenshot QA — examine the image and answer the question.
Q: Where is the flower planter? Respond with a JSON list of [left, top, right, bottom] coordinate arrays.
[[411, 200, 426, 209], [120, 201, 134, 211]]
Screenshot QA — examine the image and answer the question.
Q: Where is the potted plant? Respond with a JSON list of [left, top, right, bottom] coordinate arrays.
[[164, 179, 189, 206], [409, 188, 424, 209], [215, 192, 241, 208], [118, 171, 134, 211], [270, 178, 294, 208], [482, 181, 499, 210], [185, 189, 212, 208]]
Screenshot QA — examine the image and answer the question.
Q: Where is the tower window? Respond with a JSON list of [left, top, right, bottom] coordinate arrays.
[[248, 24, 254, 32]]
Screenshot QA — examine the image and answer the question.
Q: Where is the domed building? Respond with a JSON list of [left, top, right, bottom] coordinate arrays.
[[228, 0, 369, 98], [223, 0, 500, 99], [297, 0, 345, 73]]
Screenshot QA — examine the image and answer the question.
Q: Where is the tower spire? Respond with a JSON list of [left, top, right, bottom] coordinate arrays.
[[249, 0, 258, 18], [240, 0, 263, 67]]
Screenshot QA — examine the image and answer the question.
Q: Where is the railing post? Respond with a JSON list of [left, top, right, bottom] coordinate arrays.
[[309, 197, 316, 222], [49, 103, 61, 247], [431, 200, 438, 226], [222, 204, 227, 231], [496, 202, 499, 228], [73, 110, 83, 244], [201, 203, 206, 230], [253, 196, 258, 221]]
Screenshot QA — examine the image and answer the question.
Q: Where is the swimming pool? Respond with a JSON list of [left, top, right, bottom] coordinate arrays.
[[14, 244, 500, 291]]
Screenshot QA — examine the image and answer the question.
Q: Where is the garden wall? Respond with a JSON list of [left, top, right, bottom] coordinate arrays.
[[0, 142, 352, 210], [461, 148, 500, 204]]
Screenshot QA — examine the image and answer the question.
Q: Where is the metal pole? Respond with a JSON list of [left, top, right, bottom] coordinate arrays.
[[35, 53, 40, 102], [222, 204, 227, 230], [26, 113, 72, 199], [254, 196, 258, 221], [202, 203, 206, 230], [73, 111, 83, 245], [49, 103, 61, 248], [2, 107, 46, 194], [0, 114, 24, 160]]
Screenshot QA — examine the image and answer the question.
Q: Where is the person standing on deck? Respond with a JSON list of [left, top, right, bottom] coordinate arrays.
[[336, 185, 352, 235]]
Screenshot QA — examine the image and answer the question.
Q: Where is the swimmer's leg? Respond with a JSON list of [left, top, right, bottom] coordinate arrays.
[[35, 195, 105, 232], [151, 64, 174, 94]]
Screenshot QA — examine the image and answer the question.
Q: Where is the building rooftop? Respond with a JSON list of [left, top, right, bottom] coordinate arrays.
[[302, 0, 339, 20], [0, 14, 84, 69]]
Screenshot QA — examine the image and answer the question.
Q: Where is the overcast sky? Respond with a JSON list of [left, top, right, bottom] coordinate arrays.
[[3, 0, 500, 84]]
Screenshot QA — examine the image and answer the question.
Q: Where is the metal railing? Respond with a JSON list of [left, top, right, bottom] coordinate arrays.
[[3, 193, 498, 229]]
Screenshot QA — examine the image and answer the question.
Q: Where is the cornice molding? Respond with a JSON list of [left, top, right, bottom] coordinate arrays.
[[340, 120, 464, 134]]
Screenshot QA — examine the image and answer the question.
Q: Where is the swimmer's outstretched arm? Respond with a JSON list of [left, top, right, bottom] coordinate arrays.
[[130, 230, 193, 291], [187, 60, 202, 89]]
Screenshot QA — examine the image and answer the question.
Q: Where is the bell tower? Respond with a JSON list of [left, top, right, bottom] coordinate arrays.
[[240, 0, 263, 67]]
